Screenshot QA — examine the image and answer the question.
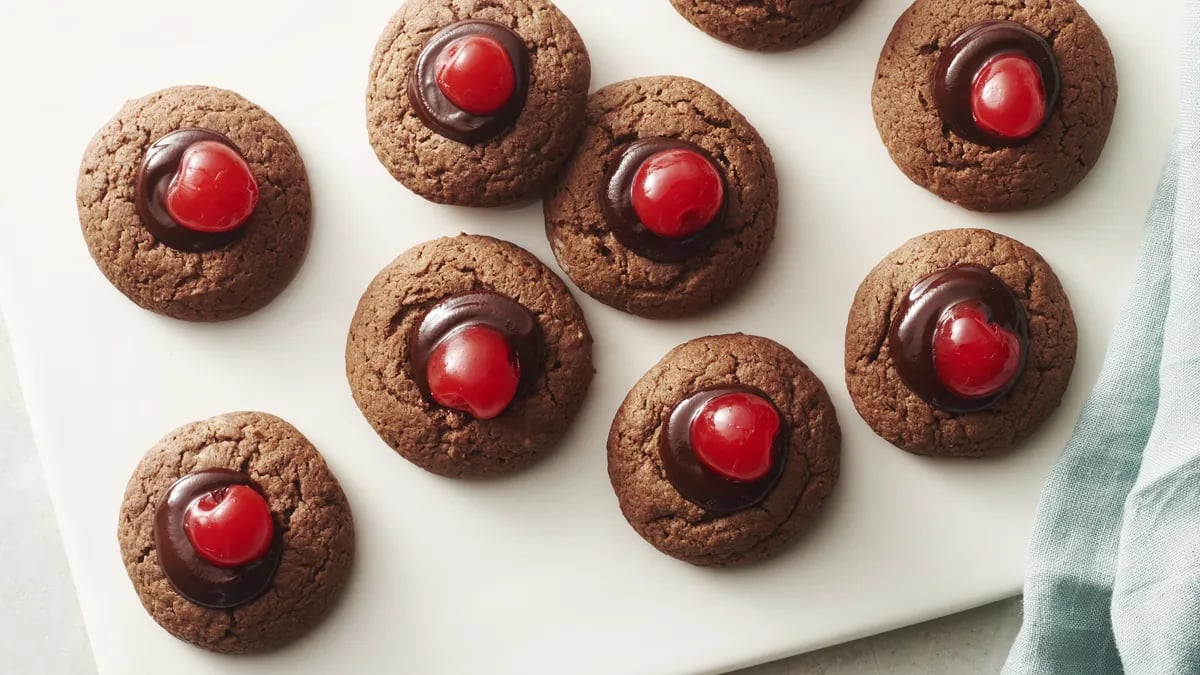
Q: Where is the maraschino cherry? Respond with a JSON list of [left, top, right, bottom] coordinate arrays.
[[971, 53, 1047, 141], [435, 35, 516, 116], [183, 484, 275, 568], [426, 324, 521, 420], [631, 149, 725, 239], [165, 141, 259, 234], [932, 302, 1023, 399], [690, 392, 780, 482]]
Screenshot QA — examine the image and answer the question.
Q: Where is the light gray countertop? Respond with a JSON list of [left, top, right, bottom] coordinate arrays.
[[0, 312, 1021, 674]]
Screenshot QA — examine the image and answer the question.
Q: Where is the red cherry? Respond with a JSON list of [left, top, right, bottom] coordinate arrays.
[[631, 149, 725, 239], [932, 303, 1023, 399], [435, 35, 516, 116], [689, 392, 780, 482], [427, 324, 521, 420], [183, 484, 274, 568], [971, 53, 1047, 141], [164, 141, 259, 233]]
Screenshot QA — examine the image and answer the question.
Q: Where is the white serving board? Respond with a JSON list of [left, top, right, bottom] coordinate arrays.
[[0, 0, 1180, 673]]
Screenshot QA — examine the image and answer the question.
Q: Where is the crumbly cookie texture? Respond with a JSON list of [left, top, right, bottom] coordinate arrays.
[[117, 412, 354, 653], [670, 0, 862, 51], [366, 0, 590, 207], [872, 0, 1117, 211], [78, 85, 312, 321], [346, 234, 593, 478], [845, 228, 1077, 457], [544, 76, 778, 319], [608, 334, 840, 567]]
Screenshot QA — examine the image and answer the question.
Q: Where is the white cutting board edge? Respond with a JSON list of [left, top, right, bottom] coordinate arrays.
[[0, 0, 1181, 673]]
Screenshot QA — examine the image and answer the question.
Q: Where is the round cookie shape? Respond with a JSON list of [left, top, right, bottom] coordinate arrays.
[[117, 412, 354, 653], [544, 76, 778, 319], [669, 0, 863, 51], [366, 0, 591, 207], [608, 334, 840, 567], [871, 0, 1117, 212], [345, 235, 593, 478], [844, 228, 1077, 457], [78, 85, 312, 321]]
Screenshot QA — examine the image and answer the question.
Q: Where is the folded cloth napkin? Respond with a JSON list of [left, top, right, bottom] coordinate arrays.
[[1004, 5, 1200, 673]]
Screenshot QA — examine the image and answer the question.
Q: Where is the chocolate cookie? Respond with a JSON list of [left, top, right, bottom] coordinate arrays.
[[78, 85, 312, 321], [872, 0, 1117, 212], [346, 234, 593, 478], [670, 0, 863, 51], [608, 334, 840, 566], [544, 76, 778, 318], [117, 412, 354, 653], [845, 228, 1077, 457], [366, 0, 590, 207]]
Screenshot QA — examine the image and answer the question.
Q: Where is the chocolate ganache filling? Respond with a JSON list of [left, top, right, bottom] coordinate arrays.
[[600, 138, 728, 263], [660, 385, 789, 514], [888, 264, 1029, 413], [408, 291, 545, 405], [134, 128, 252, 253], [153, 469, 282, 609], [407, 20, 531, 144], [931, 20, 1061, 146]]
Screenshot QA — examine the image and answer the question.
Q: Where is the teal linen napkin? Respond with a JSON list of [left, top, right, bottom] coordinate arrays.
[[1004, 4, 1199, 673]]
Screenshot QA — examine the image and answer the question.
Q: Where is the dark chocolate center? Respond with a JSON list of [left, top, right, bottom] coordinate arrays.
[[153, 469, 282, 609], [888, 264, 1029, 413], [600, 137, 728, 263], [134, 128, 251, 253], [407, 20, 531, 145], [660, 385, 789, 514], [408, 291, 545, 407], [930, 20, 1062, 146]]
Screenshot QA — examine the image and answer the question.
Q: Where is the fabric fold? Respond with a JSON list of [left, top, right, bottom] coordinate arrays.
[[1005, 2, 1197, 671]]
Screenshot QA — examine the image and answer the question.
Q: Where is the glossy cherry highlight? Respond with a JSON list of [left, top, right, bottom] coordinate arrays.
[[932, 302, 1024, 399], [183, 484, 275, 569], [164, 141, 259, 234], [689, 392, 780, 482], [426, 324, 521, 420], [971, 53, 1047, 141], [631, 148, 725, 239], [435, 35, 516, 116]]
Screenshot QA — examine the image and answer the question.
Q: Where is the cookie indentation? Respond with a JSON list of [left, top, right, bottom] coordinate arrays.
[[930, 20, 1061, 146], [154, 469, 282, 608], [601, 138, 728, 263], [407, 20, 530, 144], [660, 386, 789, 514]]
